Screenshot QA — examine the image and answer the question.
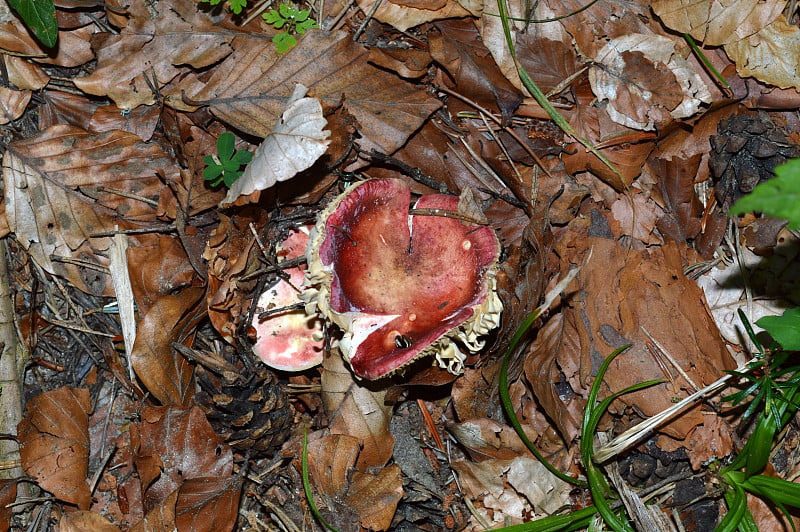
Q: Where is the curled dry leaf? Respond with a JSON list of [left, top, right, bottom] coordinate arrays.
[[222, 85, 330, 207], [589, 34, 711, 131], [724, 15, 800, 91], [652, 0, 785, 46], [18, 387, 92, 510], [1, 125, 180, 296]]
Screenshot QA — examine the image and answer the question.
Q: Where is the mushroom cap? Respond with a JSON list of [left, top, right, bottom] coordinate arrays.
[[304, 179, 502, 379], [252, 226, 323, 372]]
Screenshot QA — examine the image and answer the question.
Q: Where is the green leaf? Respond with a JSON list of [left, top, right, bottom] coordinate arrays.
[[295, 8, 310, 21], [263, 9, 282, 24], [222, 170, 243, 187], [8, 0, 58, 48], [730, 158, 800, 230], [279, 2, 292, 18], [229, 0, 247, 14], [296, 18, 318, 34], [757, 307, 800, 351], [203, 165, 223, 181], [216, 132, 236, 162], [273, 32, 297, 53], [232, 150, 254, 165]]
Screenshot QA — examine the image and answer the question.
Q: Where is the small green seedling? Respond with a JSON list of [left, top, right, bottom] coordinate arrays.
[[199, 0, 248, 15], [203, 132, 253, 187], [263, 3, 319, 53]]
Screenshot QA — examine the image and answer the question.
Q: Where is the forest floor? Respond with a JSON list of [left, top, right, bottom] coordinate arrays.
[[0, 0, 800, 530]]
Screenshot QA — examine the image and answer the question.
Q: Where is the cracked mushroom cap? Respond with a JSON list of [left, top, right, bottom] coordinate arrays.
[[303, 179, 502, 379]]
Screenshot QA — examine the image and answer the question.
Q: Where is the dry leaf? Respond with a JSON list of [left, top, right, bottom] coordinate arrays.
[[131, 406, 233, 512], [182, 30, 440, 165], [652, 0, 785, 46], [130, 287, 205, 407], [355, 0, 472, 32], [18, 387, 92, 509], [222, 84, 330, 206], [0, 87, 30, 124], [0, 480, 15, 531], [57, 511, 121, 532], [74, 0, 234, 108], [3, 55, 49, 90], [306, 434, 403, 531], [589, 34, 711, 130], [429, 19, 523, 118], [175, 477, 242, 532], [1, 125, 180, 296], [321, 353, 394, 470], [724, 15, 800, 91]]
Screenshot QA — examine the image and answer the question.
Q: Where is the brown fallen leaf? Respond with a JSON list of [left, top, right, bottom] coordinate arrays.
[[652, 0, 785, 46], [175, 476, 242, 532], [724, 15, 800, 91], [355, 0, 472, 32], [131, 405, 234, 513], [306, 433, 403, 531], [0, 480, 16, 530], [429, 19, 523, 119], [181, 30, 441, 166], [74, 0, 234, 109], [321, 352, 394, 470], [531, 232, 734, 443], [130, 287, 206, 407], [57, 510, 122, 532], [1, 125, 180, 296], [18, 387, 92, 510], [0, 87, 30, 124]]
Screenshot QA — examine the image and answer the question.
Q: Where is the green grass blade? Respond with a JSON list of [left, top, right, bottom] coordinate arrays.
[[683, 33, 730, 92], [302, 430, 340, 532], [494, 0, 622, 182], [499, 308, 588, 487], [495, 505, 600, 532]]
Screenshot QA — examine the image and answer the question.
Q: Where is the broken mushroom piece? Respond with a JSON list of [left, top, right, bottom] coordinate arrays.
[[252, 226, 323, 372], [304, 179, 502, 380]]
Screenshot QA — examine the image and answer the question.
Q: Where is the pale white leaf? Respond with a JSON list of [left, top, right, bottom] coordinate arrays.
[[222, 84, 330, 206]]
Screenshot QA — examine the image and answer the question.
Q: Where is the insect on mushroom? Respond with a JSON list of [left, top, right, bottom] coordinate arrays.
[[302, 178, 503, 380]]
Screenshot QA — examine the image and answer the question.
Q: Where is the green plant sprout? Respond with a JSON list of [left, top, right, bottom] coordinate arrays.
[[200, 0, 248, 15], [203, 132, 253, 187], [262, 3, 319, 53]]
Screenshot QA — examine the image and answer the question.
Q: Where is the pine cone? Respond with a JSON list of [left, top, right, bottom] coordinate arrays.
[[710, 111, 800, 208], [196, 357, 293, 458]]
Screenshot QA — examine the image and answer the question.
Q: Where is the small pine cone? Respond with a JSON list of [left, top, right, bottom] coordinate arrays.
[[197, 361, 293, 458], [710, 111, 800, 207]]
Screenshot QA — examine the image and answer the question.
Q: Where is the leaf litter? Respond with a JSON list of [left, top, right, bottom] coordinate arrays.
[[0, 0, 799, 529]]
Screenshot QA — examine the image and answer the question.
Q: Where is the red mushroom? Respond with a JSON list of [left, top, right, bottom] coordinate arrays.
[[252, 226, 323, 372], [303, 179, 502, 379]]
